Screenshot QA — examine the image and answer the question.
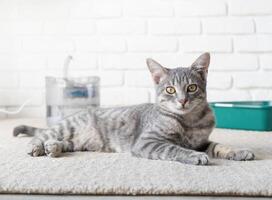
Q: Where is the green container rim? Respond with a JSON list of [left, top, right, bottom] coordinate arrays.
[[209, 101, 272, 109]]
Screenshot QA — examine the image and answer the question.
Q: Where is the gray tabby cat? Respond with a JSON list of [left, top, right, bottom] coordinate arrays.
[[13, 53, 255, 165]]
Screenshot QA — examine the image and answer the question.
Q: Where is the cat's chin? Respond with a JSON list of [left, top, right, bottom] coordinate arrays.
[[177, 108, 191, 115], [169, 106, 192, 115]]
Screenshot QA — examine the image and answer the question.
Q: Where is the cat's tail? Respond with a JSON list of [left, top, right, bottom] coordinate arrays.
[[13, 125, 44, 137]]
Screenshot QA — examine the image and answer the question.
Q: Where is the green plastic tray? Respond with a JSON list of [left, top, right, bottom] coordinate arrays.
[[209, 101, 272, 131]]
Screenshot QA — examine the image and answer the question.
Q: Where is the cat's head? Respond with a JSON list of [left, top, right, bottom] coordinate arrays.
[[147, 52, 210, 115]]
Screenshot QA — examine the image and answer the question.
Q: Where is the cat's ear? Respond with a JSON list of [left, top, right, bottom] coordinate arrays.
[[146, 58, 169, 84], [191, 52, 210, 79]]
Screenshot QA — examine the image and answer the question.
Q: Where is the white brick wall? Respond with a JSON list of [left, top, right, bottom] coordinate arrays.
[[0, 0, 272, 118], [202, 18, 254, 34]]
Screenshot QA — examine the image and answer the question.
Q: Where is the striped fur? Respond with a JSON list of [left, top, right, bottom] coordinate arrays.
[[13, 53, 254, 164]]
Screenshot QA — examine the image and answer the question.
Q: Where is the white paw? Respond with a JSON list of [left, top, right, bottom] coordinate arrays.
[[44, 141, 62, 157], [181, 152, 209, 165], [27, 144, 44, 157], [189, 152, 209, 165], [226, 150, 255, 161]]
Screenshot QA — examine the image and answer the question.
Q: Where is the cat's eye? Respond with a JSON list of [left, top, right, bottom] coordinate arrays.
[[166, 86, 176, 94], [187, 84, 198, 93]]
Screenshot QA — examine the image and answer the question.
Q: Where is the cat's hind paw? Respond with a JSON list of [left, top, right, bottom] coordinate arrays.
[[27, 144, 45, 157], [182, 152, 209, 165], [44, 140, 62, 157], [226, 150, 255, 161]]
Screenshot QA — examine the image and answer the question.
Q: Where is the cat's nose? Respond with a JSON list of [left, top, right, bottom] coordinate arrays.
[[179, 99, 188, 108]]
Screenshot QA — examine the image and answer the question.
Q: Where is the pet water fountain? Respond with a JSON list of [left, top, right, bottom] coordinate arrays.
[[46, 56, 100, 126]]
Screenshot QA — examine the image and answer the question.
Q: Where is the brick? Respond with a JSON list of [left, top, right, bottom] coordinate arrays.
[[180, 36, 232, 53], [99, 71, 124, 87], [1, 21, 42, 36], [229, 0, 272, 15], [102, 53, 253, 72], [43, 20, 96, 35], [260, 54, 272, 70], [207, 89, 251, 102], [58, 70, 99, 78], [19, 72, 45, 88], [97, 20, 146, 35], [71, 54, 98, 70], [207, 73, 232, 89], [101, 88, 150, 106], [21, 37, 74, 53], [92, 0, 122, 18], [149, 19, 200, 35], [45, 70, 63, 78], [46, 69, 99, 78], [250, 89, 272, 101], [146, 54, 200, 69], [18, 1, 70, 19], [255, 17, 272, 33], [203, 18, 254, 34], [43, 21, 67, 35], [16, 54, 47, 70], [99, 54, 147, 70], [12, 21, 43, 35], [174, 1, 226, 16], [0, 22, 12, 35], [0, 0, 17, 19], [100, 88, 125, 106], [0, 38, 21, 53], [47, 54, 73, 70], [127, 37, 178, 52], [125, 71, 153, 87], [47, 54, 97, 71], [234, 72, 272, 88], [0, 72, 18, 88], [100, 53, 198, 70], [0, 55, 17, 70], [210, 54, 258, 71], [124, 0, 173, 17], [124, 88, 150, 105], [234, 36, 272, 52], [71, 0, 122, 18], [75, 37, 126, 52], [0, 89, 44, 106]]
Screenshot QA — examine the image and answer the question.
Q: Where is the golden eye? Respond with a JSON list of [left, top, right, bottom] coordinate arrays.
[[166, 86, 176, 94], [187, 84, 198, 93]]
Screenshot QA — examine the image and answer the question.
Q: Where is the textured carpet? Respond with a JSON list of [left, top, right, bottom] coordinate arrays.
[[0, 119, 272, 196]]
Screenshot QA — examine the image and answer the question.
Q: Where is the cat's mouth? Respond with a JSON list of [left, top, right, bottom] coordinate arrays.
[[177, 102, 190, 110]]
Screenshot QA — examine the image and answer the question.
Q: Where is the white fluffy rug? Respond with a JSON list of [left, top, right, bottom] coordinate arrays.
[[0, 119, 272, 196]]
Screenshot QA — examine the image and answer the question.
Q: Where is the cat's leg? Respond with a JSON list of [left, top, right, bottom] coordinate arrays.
[[17, 111, 92, 157], [132, 137, 209, 165], [27, 138, 45, 157], [205, 141, 255, 161], [44, 138, 75, 157], [44, 140, 63, 157], [26, 129, 59, 157]]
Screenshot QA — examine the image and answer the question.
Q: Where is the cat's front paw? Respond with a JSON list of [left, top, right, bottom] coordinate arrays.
[[184, 152, 209, 165], [226, 150, 255, 161]]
